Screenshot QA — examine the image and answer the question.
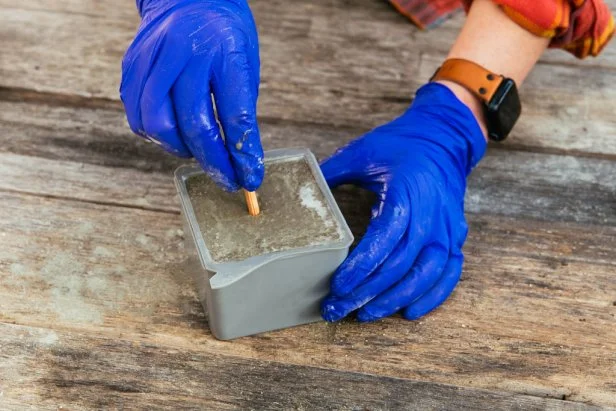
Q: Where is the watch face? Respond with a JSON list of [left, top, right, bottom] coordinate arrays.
[[486, 79, 521, 141]]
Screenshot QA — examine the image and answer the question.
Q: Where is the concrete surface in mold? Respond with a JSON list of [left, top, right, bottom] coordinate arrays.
[[186, 157, 343, 263]]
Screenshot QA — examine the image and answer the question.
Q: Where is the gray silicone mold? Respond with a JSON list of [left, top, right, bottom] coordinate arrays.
[[174, 148, 354, 340]]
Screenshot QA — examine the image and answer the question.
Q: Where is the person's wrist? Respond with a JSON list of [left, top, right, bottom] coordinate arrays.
[[435, 80, 488, 141]]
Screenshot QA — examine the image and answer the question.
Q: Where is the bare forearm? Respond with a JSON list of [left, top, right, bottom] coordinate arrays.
[[437, 0, 550, 138]]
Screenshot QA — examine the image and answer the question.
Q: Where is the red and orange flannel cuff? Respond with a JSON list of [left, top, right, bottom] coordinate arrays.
[[388, 0, 615, 58], [388, 0, 463, 29]]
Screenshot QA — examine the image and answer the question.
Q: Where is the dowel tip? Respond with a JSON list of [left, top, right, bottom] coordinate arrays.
[[243, 190, 260, 216]]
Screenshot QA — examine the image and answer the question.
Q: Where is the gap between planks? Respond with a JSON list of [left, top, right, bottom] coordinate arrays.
[[0, 187, 180, 215]]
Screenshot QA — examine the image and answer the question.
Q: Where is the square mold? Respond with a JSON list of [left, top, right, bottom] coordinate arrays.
[[174, 148, 353, 340]]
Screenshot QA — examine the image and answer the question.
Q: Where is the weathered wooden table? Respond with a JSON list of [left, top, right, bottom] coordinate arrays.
[[1, 1, 615, 409]]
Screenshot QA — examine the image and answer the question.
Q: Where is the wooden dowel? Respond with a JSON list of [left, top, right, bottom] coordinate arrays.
[[243, 189, 260, 216]]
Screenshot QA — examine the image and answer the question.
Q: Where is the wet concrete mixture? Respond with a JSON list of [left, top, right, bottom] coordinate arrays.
[[186, 157, 343, 263]]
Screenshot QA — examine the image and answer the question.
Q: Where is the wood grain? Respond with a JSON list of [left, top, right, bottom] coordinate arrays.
[[1, 0, 615, 155], [1, 99, 615, 226], [1, 71, 615, 408], [1, 323, 603, 411], [1, 187, 614, 405], [2, 0, 616, 408]]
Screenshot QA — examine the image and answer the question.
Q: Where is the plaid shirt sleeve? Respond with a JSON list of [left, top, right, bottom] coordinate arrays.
[[388, 0, 614, 58]]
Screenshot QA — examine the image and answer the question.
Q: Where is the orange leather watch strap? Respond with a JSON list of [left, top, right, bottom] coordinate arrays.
[[431, 58, 503, 103]]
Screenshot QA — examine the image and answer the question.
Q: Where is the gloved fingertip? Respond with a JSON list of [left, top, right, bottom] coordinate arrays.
[[356, 309, 380, 323], [231, 142, 265, 191], [320, 301, 345, 323], [240, 164, 265, 191], [402, 298, 441, 321], [402, 306, 427, 321]]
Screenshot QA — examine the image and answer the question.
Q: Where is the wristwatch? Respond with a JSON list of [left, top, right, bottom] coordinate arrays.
[[431, 58, 521, 141]]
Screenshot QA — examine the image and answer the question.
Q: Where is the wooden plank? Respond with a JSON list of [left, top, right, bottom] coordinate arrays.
[[1, 97, 615, 402], [1, 323, 601, 410], [1, 189, 615, 405], [2, 0, 614, 66], [467, 151, 616, 225], [0, 4, 135, 98], [2, 148, 615, 227], [1, 2, 615, 405], [1, 1, 615, 155], [0, 96, 346, 175], [1, 99, 615, 225], [0, 153, 180, 212], [0, 0, 425, 102]]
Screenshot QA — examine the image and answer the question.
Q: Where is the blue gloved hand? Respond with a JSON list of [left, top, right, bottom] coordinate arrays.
[[320, 83, 487, 322], [121, 0, 264, 191]]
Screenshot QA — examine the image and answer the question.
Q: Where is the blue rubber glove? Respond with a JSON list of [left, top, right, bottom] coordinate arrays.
[[121, 0, 264, 191], [320, 83, 487, 322]]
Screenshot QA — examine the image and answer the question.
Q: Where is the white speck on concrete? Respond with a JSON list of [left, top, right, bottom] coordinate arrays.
[[299, 184, 333, 227]]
